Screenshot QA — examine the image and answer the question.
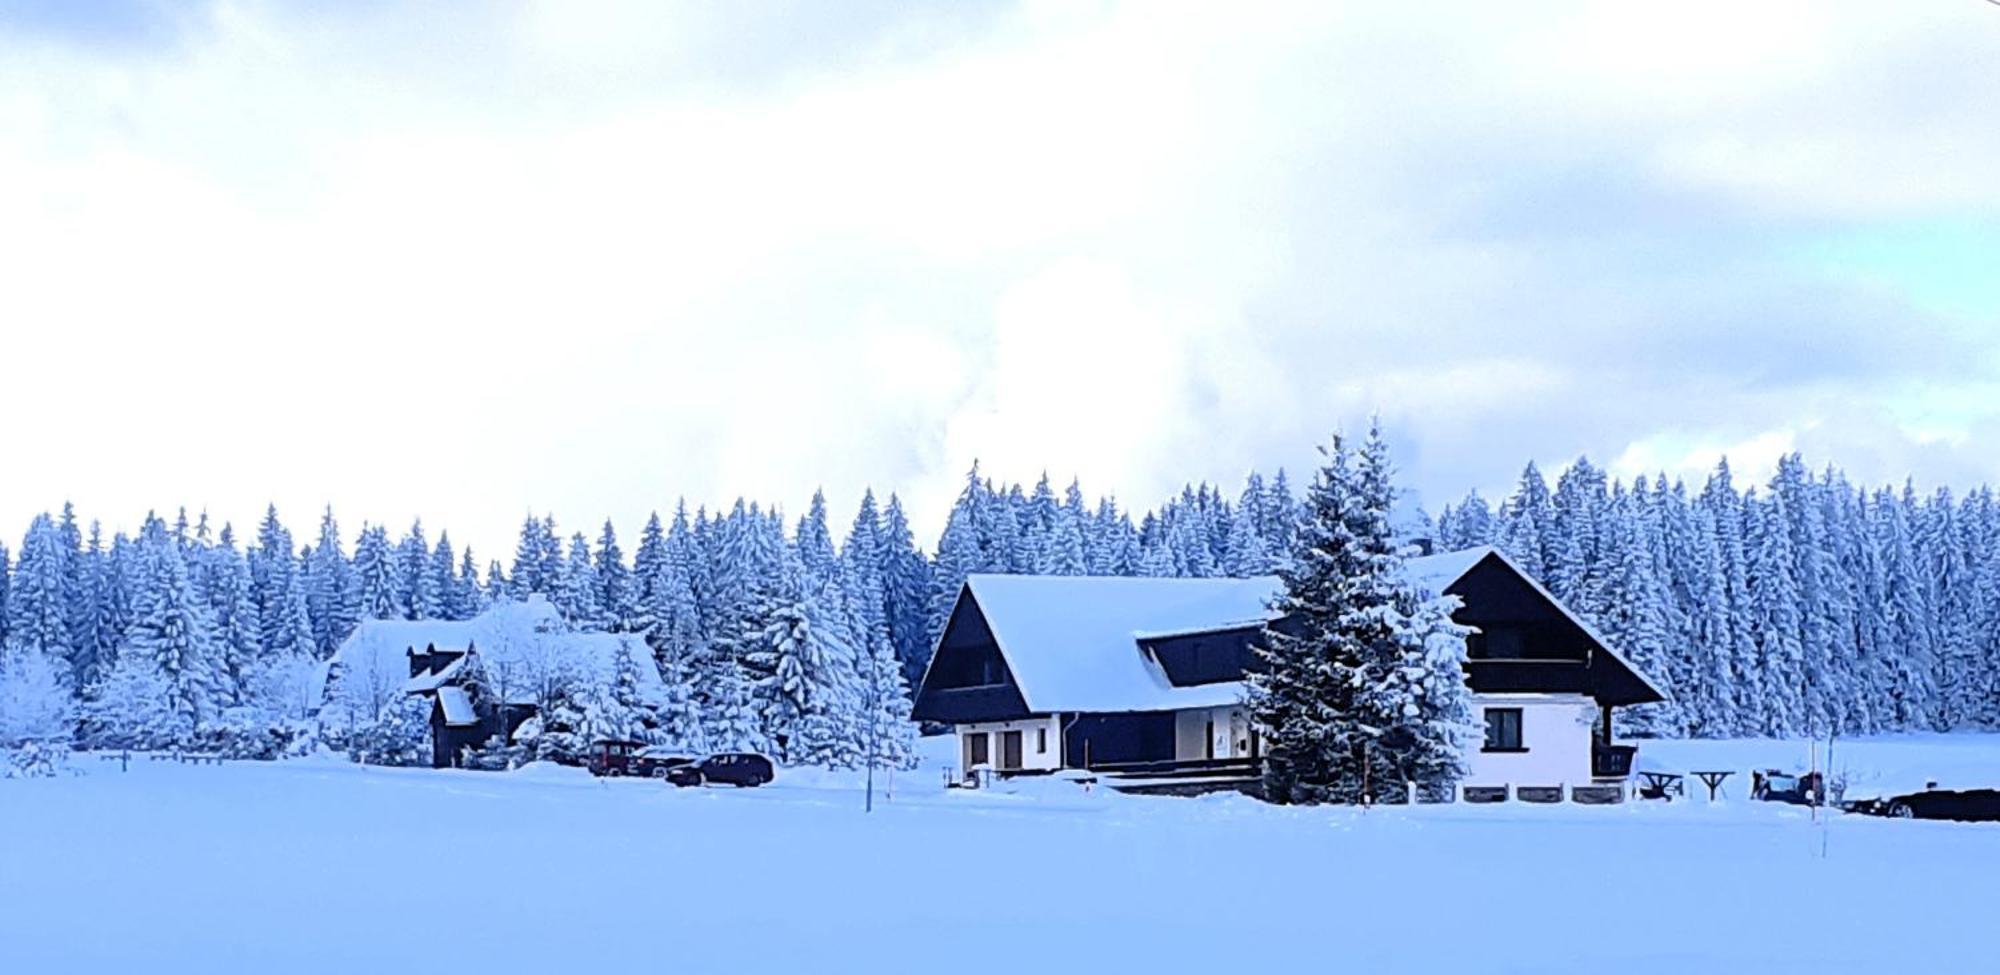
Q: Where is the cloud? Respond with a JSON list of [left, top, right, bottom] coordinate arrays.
[[0, 0, 1997, 555]]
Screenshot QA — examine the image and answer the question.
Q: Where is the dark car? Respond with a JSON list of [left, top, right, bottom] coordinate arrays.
[[1751, 769, 1824, 806], [632, 746, 698, 779], [1845, 785, 2000, 822], [585, 739, 647, 777], [666, 752, 776, 788]]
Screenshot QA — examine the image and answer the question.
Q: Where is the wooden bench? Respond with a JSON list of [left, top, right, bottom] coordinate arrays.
[[1517, 786, 1564, 804], [1570, 785, 1625, 805], [1463, 785, 1510, 803]]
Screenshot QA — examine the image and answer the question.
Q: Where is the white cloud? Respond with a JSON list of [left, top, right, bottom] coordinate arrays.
[[0, 0, 1996, 555]]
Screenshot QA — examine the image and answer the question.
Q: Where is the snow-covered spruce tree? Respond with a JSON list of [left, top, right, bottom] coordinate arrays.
[[530, 680, 590, 765], [604, 635, 660, 743], [206, 527, 263, 710], [1346, 425, 1478, 801], [352, 693, 432, 767], [1745, 491, 1806, 737], [124, 540, 224, 745], [557, 532, 602, 629], [1595, 484, 1676, 737], [306, 507, 359, 657], [1249, 424, 1474, 805], [593, 521, 633, 630], [9, 513, 74, 691], [746, 567, 854, 765], [396, 520, 436, 621], [1874, 488, 1934, 728], [426, 533, 458, 620], [1249, 433, 1371, 804], [0, 642, 74, 747], [352, 524, 402, 622]]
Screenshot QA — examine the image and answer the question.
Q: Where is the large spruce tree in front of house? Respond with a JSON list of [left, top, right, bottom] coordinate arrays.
[[1249, 422, 1476, 804]]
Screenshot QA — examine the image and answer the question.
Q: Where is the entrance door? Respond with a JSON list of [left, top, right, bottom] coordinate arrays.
[[1204, 719, 1216, 760], [1000, 730, 1024, 770], [965, 732, 990, 770]]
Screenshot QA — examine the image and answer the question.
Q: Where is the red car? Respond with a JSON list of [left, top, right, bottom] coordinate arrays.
[[585, 740, 699, 778]]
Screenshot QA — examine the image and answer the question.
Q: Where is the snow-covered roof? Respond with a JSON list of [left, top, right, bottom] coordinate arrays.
[[963, 574, 1277, 713], [317, 597, 659, 709], [435, 686, 478, 727], [403, 653, 467, 694], [953, 546, 1666, 714]]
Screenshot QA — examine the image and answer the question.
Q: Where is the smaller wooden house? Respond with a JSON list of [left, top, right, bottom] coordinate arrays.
[[403, 643, 537, 769], [317, 596, 667, 770]]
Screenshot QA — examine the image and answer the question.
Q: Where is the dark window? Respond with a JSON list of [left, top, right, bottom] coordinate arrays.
[[1484, 708, 1524, 752], [1036, 728, 1047, 754], [930, 641, 1012, 690]]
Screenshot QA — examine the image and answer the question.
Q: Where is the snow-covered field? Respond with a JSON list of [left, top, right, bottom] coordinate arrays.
[[5, 735, 1999, 974]]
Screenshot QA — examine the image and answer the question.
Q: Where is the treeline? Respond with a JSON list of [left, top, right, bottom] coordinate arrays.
[[1, 445, 1995, 755], [1437, 455, 2000, 738]]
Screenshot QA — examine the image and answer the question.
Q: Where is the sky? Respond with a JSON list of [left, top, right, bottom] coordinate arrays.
[[1, 1, 1998, 559]]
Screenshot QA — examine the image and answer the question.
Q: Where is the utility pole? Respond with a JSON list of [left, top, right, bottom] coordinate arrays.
[[864, 644, 879, 814]]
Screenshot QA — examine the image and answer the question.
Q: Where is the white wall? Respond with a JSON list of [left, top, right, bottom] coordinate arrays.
[[1461, 694, 1600, 787], [1174, 706, 1253, 761], [957, 716, 1063, 772]]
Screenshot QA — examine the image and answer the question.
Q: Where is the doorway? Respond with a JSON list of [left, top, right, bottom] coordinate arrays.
[[965, 732, 990, 770], [1000, 730, 1024, 770]]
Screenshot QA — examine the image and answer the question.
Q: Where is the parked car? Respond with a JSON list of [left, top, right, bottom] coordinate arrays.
[[1751, 769, 1824, 806], [632, 746, 698, 779], [1844, 785, 2000, 822], [585, 739, 648, 777], [666, 752, 776, 788]]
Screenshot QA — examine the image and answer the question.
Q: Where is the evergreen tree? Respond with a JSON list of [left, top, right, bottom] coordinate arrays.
[[1250, 425, 1471, 804], [397, 520, 436, 620], [352, 524, 402, 622], [205, 526, 263, 709], [306, 507, 359, 657], [428, 532, 462, 620], [877, 494, 933, 691], [124, 539, 223, 743], [594, 520, 633, 630], [1745, 492, 1806, 737], [9, 513, 74, 690]]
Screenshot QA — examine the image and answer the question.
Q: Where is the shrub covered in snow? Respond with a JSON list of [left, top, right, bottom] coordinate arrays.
[[460, 734, 529, 771], [191, 707, 312, 761], [0, 645, 74, 748], [349, 694, 433, 767], [6, 739, 72, 779]]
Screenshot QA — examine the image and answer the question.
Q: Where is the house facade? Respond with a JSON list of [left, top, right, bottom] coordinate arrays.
[[910, 546, 1665, 794], [317, 596, 664, 769], [404, 643, 538, 768]]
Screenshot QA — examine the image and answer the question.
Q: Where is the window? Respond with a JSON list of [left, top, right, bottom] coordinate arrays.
[[1483, 708, 1524, 752], [1036, 728, 1047, 754]]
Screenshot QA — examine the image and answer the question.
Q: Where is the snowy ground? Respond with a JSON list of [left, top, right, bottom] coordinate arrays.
[[5, 736, 1999, 974]]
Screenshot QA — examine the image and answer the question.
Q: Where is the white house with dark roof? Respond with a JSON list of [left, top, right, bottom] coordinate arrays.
[[910, 546, 1666, 796]]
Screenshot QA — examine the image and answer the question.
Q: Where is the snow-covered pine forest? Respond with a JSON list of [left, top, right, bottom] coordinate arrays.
[[1, 449, 1997, 763]]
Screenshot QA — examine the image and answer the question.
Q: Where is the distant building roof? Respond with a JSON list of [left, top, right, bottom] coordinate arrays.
[[435, 686, 478, 727], [317, 597, 660, 711]]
